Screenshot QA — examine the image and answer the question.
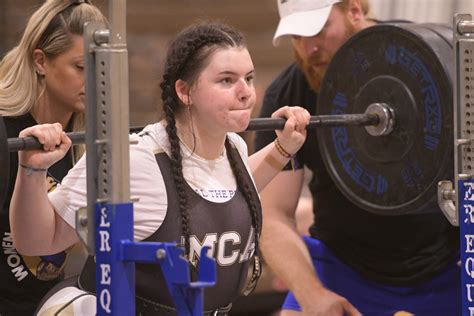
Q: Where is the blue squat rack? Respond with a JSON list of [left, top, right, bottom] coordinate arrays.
[[75, 1, 216, 315]]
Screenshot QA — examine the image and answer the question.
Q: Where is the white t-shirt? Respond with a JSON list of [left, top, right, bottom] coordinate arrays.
[[49, 121, 252, 241]]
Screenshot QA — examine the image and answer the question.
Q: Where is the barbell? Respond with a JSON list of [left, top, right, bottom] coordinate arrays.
[[0, 103, 393, 210], [0, 23, 455, 217], [5, 104, 391, 151]]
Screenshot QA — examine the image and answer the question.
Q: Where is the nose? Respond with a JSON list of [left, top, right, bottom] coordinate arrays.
[[237, 78, 253, 102], [301, 36, 320, 57]]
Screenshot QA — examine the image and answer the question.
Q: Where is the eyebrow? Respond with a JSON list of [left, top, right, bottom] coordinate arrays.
[[218, 69, 255, 76]]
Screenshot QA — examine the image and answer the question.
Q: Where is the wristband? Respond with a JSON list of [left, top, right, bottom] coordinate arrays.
[[19, 164, 47, 176]]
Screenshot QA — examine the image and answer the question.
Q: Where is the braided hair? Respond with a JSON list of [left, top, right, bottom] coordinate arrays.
[[159, 22, 261, 270]]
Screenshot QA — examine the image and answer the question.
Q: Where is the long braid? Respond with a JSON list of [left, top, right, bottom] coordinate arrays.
[[224, 138, 261, 232], [225, 138, 261, 294], [225, 137, 260, 246], [162, 101, 192, 254], [159, 22, 247, 260]]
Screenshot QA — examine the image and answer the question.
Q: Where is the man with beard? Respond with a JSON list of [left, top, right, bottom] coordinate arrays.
[[254, 0, 461, 315]]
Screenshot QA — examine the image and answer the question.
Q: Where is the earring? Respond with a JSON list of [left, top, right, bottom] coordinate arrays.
[[35, 69, 44, 77]]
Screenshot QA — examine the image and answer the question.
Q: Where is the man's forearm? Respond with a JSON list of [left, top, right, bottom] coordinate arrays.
[[261, 213, 325, 306]]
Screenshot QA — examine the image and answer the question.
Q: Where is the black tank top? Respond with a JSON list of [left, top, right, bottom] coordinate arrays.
[[0, 114, 73, 315], [80, 145, 261, 312]]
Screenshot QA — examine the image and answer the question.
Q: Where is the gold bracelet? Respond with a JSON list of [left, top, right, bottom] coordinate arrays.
[[274, 138, 294, 158]]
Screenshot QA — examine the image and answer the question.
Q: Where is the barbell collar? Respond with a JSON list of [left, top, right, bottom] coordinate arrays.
[[364, 103, 396, 136]]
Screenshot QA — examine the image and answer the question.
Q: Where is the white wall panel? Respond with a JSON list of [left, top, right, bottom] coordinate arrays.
[[370, 0, 474, 24]]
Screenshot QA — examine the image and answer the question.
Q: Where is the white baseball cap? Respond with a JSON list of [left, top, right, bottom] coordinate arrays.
[[273, 0, 342, 46]]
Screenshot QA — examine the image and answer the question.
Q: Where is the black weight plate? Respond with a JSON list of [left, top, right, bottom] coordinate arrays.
[[317, 24, 453, 215], [0, 116, 9, 209]]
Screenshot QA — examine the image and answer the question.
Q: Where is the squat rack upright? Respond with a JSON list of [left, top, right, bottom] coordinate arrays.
[[77, 1, 216, 315]]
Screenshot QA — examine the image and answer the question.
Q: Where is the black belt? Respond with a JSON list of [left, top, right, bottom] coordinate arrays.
[[136, 295, 232, 316]]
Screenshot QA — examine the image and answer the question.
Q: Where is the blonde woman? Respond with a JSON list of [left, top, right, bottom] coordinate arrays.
[[0, 0, 106, 314]]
